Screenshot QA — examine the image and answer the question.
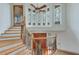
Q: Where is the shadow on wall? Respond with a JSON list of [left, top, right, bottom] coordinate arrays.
[[0, 4, 11, 35], [57, 25, 79, 53]]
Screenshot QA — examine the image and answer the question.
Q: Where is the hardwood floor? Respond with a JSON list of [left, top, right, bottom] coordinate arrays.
[[53, 49, 79, 55]]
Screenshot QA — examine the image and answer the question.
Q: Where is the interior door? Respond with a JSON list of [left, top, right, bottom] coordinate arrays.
[[35, 40, 42, 55], [33, 33, 47, 55], [13, 5, 23, 25]]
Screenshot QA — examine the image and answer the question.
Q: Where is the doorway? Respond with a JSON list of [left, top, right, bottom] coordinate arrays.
[[13, 5, 23, 26], [34, 40, 42, 55], [32, 33, 48, 55]]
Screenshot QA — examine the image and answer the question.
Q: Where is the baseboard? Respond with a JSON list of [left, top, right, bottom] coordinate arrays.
[[57, 48, 79, 55]]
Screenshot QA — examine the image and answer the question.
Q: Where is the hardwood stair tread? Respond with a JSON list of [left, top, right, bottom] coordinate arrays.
[[4, 32, 20, 34], [9, 47, 26, 55], [18, 49, 27, 55], [0, 24, 27, 55], [12, 26, 21, 27], [7, 29, 21, 31], [0, 44, 24, 55], [5, 31, 21, 33], [17, 49, 32, 55], [6, 30, 20, 32], [0, 42, 24, 55], [11, 27, 21, 29], [0, 38, 20, 40], [0, 40, 22, 48], [0, 36, 20, 38], [0, 42, 23, 51]]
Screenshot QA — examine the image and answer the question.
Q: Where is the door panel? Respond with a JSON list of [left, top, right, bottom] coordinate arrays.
[[33, 33, 47, 55]]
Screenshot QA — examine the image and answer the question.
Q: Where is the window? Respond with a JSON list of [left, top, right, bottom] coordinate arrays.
[[54, 4, 62, 24]]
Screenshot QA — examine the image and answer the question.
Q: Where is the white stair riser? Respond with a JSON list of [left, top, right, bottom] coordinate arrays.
[[1, 34, 20, 36]]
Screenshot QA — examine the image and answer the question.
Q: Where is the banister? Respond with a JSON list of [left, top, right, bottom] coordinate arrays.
[[20, 16, 32, 45]]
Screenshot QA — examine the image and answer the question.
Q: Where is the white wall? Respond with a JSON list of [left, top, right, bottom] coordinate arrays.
[[57, 3, 79, 53], [0, 4, 11, 34]]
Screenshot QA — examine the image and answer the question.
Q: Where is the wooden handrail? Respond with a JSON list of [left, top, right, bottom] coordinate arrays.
[[20, 16, 26, 44], [20, 16, 32, 45]]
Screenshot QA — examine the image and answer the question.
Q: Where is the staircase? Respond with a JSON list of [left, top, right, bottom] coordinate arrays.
[[0, 25, 76, 55], [0, 23, 75, 55], [0, 26, 21, 40], [0, 21, 32, 55]]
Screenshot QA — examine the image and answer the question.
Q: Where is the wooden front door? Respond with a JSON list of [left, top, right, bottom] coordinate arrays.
[[33, 33, 48, 55], [13, 5, 23, 26]]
